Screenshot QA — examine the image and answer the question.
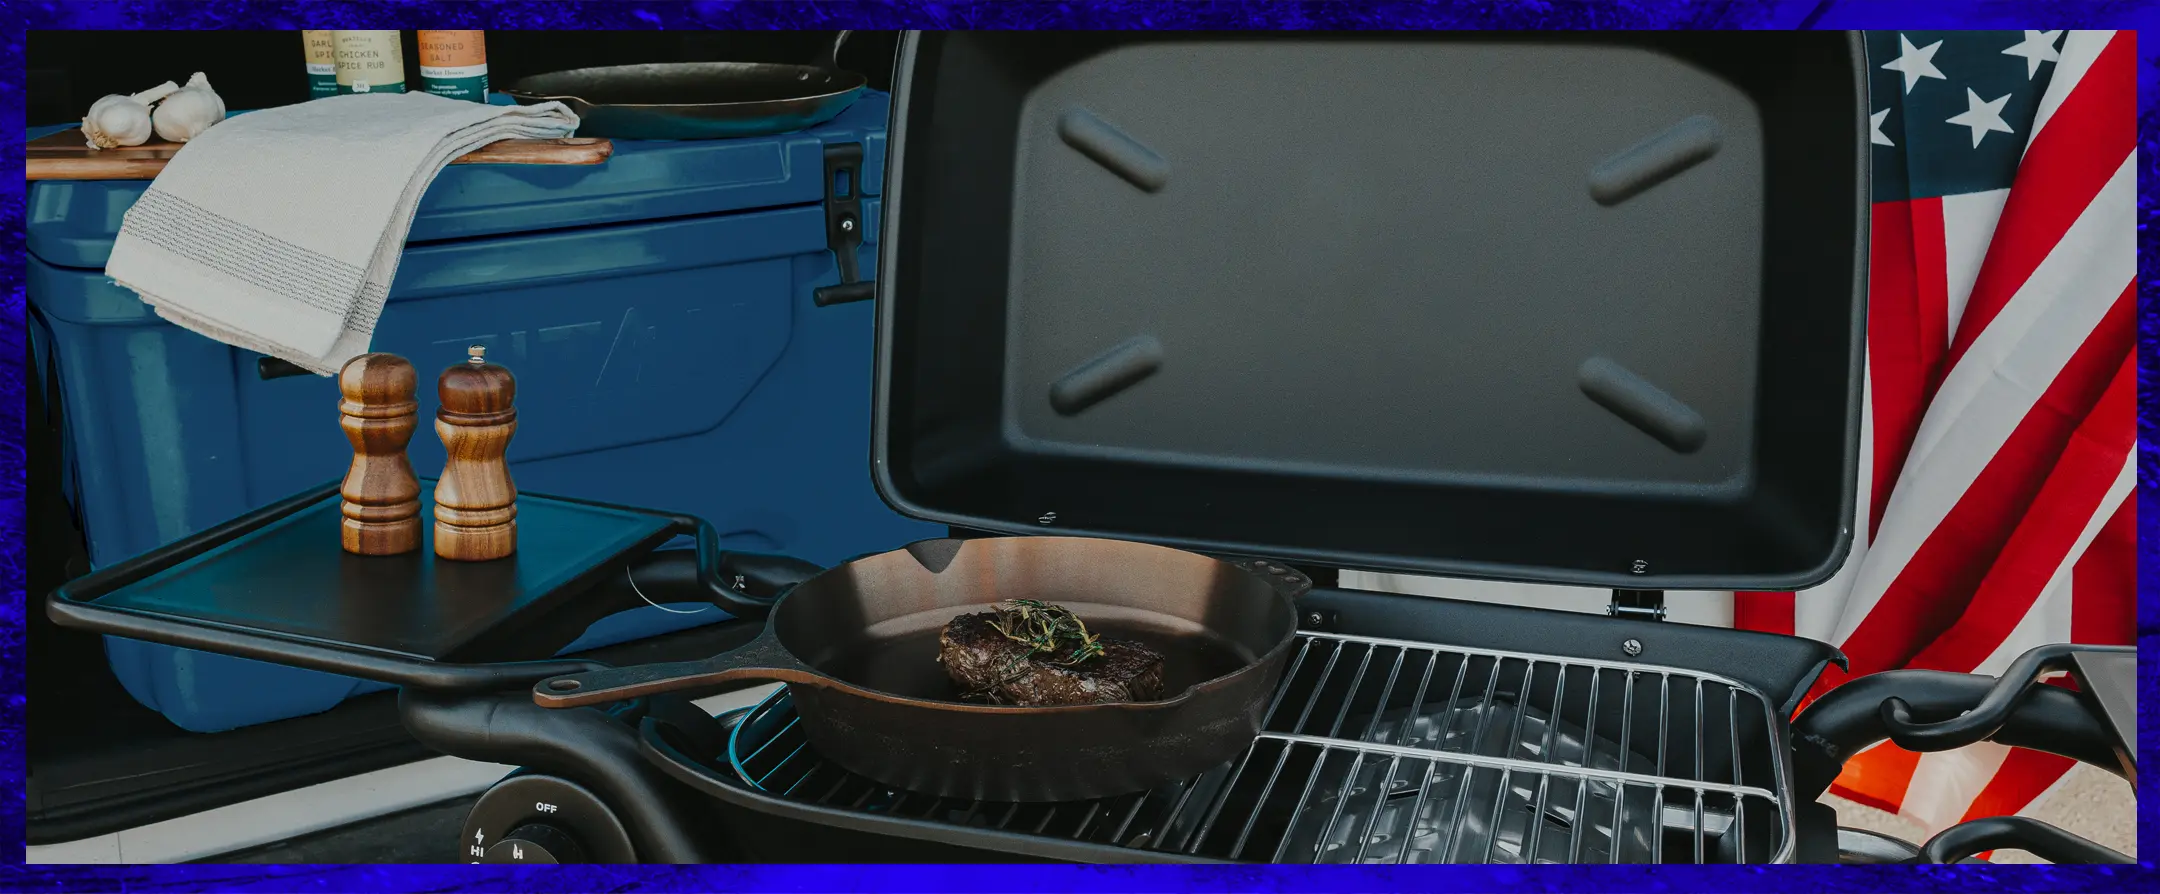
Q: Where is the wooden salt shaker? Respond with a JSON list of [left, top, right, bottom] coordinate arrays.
[[434, 345, 518, 561], [339, 353, 422, 555]]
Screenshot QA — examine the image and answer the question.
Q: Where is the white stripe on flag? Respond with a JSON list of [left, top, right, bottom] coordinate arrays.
[[1905, 742, 2013, 832], [1828, 155, 2134, 646], [2026, 31, 2116, 151], [1940, 188, 2011, 336], [1898, 153, 2132, 485]]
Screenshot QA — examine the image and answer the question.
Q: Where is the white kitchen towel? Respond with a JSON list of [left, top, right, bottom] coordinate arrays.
[[104, 92, 581, 375]]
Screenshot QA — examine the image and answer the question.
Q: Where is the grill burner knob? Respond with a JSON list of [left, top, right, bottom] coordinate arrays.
[[462, 773, 635, 863], [484, 824, 582, 863]]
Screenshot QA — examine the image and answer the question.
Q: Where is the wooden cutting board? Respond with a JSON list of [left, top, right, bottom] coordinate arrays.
[[25, 129, 613, 181]]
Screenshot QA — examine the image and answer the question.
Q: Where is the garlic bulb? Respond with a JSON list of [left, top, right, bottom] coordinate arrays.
[[152, 72, 227, 143], [82, 81, 179, 149]]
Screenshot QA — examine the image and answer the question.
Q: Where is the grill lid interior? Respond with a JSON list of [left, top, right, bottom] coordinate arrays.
[[873, 32, 1869, 591]]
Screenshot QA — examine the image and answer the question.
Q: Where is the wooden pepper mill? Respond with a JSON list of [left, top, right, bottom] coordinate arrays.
[[338, 353, 422, 555], [434, 345, 518, 561]]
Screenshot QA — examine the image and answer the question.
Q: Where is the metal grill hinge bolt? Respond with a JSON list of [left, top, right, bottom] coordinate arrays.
[[1608, 588, 1667, 622]]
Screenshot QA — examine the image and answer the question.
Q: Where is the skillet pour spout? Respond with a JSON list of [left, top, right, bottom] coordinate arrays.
[[534, 536, 1308, 802]]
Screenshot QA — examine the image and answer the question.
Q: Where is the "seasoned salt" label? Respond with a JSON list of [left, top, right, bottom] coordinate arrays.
[[418, 31, 488, 102]]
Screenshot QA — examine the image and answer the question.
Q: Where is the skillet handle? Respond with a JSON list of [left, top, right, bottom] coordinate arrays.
[[818, 30, 853, 71], [532, 631, 820, 709]]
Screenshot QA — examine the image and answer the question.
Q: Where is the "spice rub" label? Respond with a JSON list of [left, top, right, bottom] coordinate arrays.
[[418, 31, 488, 102], [333, 30, 406, 94]]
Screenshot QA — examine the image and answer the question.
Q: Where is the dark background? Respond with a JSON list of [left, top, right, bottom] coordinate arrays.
[[26, 30, 901, 125]]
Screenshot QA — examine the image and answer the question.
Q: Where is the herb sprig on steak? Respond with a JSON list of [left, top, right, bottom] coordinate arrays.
[[937, 600, 1166, 706]]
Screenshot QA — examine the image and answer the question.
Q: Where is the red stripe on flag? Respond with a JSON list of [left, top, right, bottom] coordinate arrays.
[[1911, 198, 1951, 398], [1947, 32, 2136, 367], [1733, 590, 1794, 635], [1868, 199, 1927, 541], [1901, 349, 2134, 674], [1808, 283, 2133, 701], [2071, 496, 2135, 645]]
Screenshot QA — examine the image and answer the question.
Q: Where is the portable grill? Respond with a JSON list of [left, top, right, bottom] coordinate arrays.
[[46, 30, 2137, 866], [681, 631, 1798, 864]]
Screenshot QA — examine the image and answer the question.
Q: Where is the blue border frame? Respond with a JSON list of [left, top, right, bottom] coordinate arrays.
[[2, 1, 2153, 891]]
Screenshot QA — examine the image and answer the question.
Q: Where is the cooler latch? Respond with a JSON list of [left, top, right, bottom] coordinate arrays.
[[1608, 589, 1666, 622], [813, 142, 874, 307]]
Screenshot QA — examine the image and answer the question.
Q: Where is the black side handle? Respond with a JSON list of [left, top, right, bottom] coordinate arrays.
[[1880, 643, 2131, 752], [257, 357, 313, 380], [1919, 816, 2133, 864], [1790, 666, 2129, 801], [812, 281, 875, 306]]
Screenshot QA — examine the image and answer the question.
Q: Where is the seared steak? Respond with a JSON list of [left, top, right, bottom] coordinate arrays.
[[937, 602, 1166, 706]]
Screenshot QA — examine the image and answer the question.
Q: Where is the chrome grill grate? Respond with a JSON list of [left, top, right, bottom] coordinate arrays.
[[723, 631, 1795, 863]]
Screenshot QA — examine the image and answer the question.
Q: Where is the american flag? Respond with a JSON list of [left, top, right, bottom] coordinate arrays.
[[1734, 30, 2136, 834]]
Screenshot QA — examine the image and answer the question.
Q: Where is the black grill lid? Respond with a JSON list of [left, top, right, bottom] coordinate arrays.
[[871, 31, 1868, 592]]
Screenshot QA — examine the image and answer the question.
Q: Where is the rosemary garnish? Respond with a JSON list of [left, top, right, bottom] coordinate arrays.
[[988, 599, 1108, 667], [950, 599, 1110, 703]]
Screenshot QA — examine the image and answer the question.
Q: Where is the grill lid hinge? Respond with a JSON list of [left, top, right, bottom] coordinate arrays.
[[1608, 588, 1666, 622]]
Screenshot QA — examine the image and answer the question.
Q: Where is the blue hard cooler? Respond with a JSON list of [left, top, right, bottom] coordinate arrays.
[[25, 92, 942, 733]]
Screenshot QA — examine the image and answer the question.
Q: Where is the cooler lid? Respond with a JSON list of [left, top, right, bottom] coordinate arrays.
[[23, 92, 890, 270], [872, 32, 1868, 592]]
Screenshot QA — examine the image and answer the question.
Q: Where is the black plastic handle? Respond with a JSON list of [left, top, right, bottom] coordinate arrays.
[[1879, 643, 2129, 753], [812, 281, 875, 306], [1791, 662, 2131, 801], [1919, 816, 2133, 864]]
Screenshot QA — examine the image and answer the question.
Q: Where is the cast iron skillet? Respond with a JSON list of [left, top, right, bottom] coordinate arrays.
[[533, 536, 1307, 802], [502, 30, 866, 139]]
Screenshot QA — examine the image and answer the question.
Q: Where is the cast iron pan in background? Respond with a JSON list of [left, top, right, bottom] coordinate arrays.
[[532, 535, 1309, 802], [502, 30, 865, 139]]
